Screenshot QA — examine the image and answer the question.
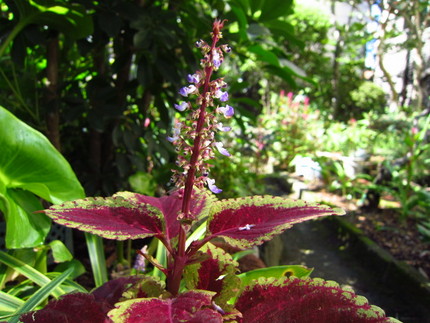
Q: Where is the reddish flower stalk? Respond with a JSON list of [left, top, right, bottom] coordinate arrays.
[[166, 19, 232, 295]]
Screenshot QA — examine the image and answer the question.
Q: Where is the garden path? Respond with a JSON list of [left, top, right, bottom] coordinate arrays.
[[261, 177, 430, 323]]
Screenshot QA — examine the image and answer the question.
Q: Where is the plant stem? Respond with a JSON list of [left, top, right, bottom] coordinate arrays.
[[167, 26, 221, 296]]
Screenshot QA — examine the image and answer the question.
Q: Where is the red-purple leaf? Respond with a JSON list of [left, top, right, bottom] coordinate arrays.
[[235, 277, 397, 323], [113, 189, 213, 239], [108, 290, 223, 323], [92, 276, 143, 314], [20, 293, 110, 323], [19, 277, 169, 323], [184, 243, 241, 306], [44, 196, 164, 240], [206, 196, 345, 248]]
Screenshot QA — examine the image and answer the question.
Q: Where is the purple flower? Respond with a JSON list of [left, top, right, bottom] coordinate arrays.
[[214, 90, 228, 102], [179, 85, 197, 97], [206, 177, 222, 194], [195, 40, 204, 48], [167, 122, 182, 142], [217, 105, 234, 118], [217, 123, 231, 132], [222, 44, 232, 53], [174, 102, 188, 112], [212, 50, 222, 68], [215, 142, 231, 156], [133, 246, 147, 271], [187, 73, 200, 84]]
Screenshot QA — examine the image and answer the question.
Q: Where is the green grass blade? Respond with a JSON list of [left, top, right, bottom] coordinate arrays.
[[0, 251, 64, 298], [186, 221, 207, 249], [45, 273, 87, 293], [84, 233, 108, 287], [8, 267, 74, 323], [0, 291, 24, 313], [153, 240, 166, 280]]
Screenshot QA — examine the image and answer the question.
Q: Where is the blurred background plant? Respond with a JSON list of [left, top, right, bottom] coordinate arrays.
[[0, 0, 429, 317]]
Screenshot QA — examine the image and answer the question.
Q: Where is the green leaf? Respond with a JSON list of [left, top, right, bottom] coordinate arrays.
[[263, 65, 297, 87], [237, 265, 313, 287], [153, 240, 167, 281], [229, 3, 249, 41], [248, 44, 280, 66], [19, 0, 93, 39], [264, 20, 295, 37], [185, 221, 207, 249], [0, 251, 64, 298], [45, 272, 87, 294], [249, 0, 264, 16], [48, 240, 73, 263], [128, 172, 157, 196], [2, 189, 50, 249], [8, 267, 73, 323], [53, 259, 86, 282], [0, 291, 24, 314], [85, 233, 108, 287], [259, 0, 293, 22], [0, 106, 85, 248]]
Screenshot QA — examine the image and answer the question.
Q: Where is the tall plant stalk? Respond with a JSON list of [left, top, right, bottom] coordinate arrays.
[[165, 20, 232, 295]]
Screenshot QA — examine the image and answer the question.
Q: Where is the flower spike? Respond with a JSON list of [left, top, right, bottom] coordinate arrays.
[[168, 20, 232, 199]]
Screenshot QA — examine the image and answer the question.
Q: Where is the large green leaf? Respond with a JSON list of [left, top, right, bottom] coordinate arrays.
[[0, 0, 93, 58], [16, 0, 93, 40], [1, 189, 50, 249], [259, 0, 293, 22], [0, 106, 85, 248]]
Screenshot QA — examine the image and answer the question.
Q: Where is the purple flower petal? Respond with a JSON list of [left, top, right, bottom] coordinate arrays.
[[218, 105, 234, 118], [167, 122, 183, 142], [206, 178, 222, 194], [179, 85, 197, 97], [133, 247, 147, 271], [179, 87, 189, 97], [215, 142, 231, 157], [217, 123, 231, 132], [214, 90, 228, 102], [174, 102, 188, 111], [187, 74, 200, 84], [212, 50, 222, 68]]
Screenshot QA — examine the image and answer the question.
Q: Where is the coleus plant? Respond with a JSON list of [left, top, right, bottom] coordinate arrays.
[[20, 20, 400, 323]]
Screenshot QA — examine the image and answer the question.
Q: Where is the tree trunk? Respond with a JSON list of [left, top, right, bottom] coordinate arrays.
[[45, 33, 61, 151]]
